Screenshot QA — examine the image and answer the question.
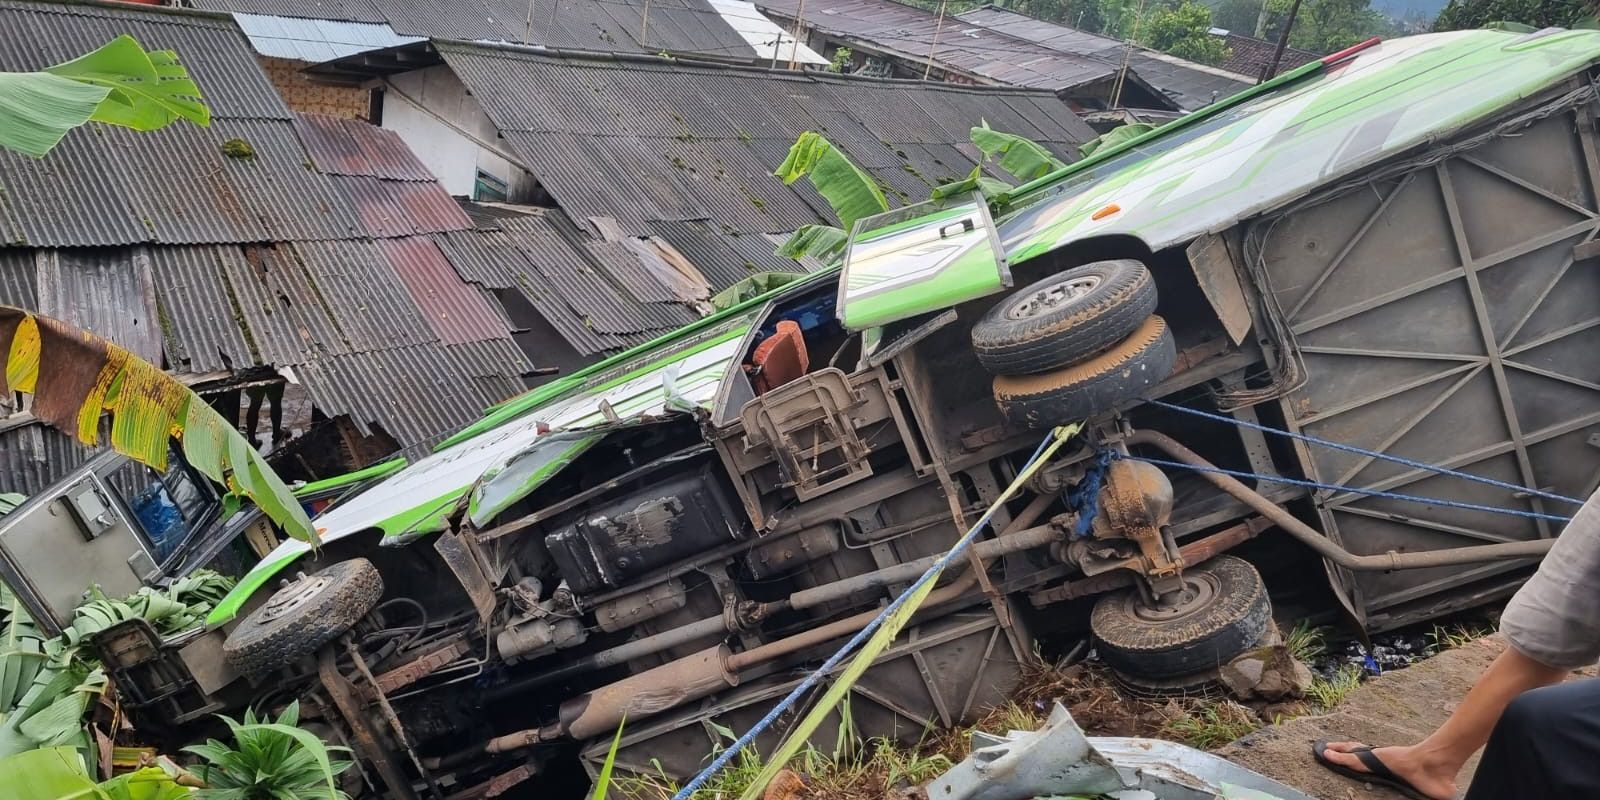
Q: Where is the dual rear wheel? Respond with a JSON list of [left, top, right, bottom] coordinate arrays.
[[971, 259, 1177, 428]]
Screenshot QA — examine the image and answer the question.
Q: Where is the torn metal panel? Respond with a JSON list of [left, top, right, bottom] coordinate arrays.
[[148, 247, 256, 374], [1186, 233, 1253, 345], [253, 243, 352, 357], [217, 245, 301, 365], [928, 703, 1314, 800], [34, 248, 162, 363]]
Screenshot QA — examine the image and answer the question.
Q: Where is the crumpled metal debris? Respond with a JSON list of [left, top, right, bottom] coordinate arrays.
[[925, 703, 1314, 800]]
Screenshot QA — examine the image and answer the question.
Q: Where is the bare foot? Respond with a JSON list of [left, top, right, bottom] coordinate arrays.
[[1322, 742, 1458, 800]]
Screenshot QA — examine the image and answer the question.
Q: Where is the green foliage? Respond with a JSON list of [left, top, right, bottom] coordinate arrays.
[[1079, 123, 1156, 158], [776, 224, 849, 262], [1137, 0, 1233, 65], [0, 747, 189, 800], [590, 716, 625, 800], [930, 165, 1015, 203], [1433, 0, 1592, 29], [185, 701, 351, 800], [0, 573, 234, 764], [826, 46, 854, 73], [773, 131, 889, 230], [0, 35, 209, 158], [1159, 701, 1260, 750], [1260, 0, 1396, 53], [1282, 620, 1325, 663], [970, 122, 1068, 182], [1213, 0, 1272, 36], [1306, 664, 1364, 710]]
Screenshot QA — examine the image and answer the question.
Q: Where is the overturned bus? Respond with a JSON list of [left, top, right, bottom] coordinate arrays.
[[5, 27, 1598, 798]]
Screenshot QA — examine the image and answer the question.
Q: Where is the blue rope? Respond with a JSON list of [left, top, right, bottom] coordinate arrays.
[[1065, 450, 1113, 539], [670, 433, 1059, 800], [1144, 399, 1585, 506], [1118, 453, 1573, 523]]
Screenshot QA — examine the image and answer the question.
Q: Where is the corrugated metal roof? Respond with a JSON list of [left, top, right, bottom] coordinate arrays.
[[193, 0, 758, 59], [0, 250, 36, 309], [380, 236, 509, 345], [430, 208, 703, 356], [233, 12, 422, 61], [34, 248, 163, 363], [0, 0, 292, 120], [147, 247, 256, 374], [436, 42, 1095, 237], [1215, 31, 1319, 80], [0, 1, 533, 453], [754, 0, 1115, 91], [290, 239, 432, 350], [0, 423, 99, 498], [954, 6, 1252, 110]]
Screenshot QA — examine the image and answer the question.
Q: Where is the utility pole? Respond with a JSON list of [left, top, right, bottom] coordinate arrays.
[[786, 0, 807, 70], [1260, 0, 1303, 82], [924, 0, 948, 80]]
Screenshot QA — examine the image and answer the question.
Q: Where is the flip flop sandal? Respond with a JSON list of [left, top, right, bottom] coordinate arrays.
[[1312, 739, 1432, 800]]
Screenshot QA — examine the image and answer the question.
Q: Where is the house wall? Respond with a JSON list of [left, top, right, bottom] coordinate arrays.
[[258, 56, 370, 119], [378, 66, 538, 200]]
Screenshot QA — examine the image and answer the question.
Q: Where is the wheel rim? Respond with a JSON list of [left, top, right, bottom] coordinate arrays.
[[1006, 274, 1102, 320], [256, 574, 332, 623], [1128, 571, 1221, 624]]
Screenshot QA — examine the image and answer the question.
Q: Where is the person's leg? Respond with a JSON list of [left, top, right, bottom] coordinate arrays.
[[1463, 677, 1600, 799], [1321, 646, 1569, 799]]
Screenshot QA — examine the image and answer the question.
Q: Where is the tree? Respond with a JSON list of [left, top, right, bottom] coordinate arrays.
[[1137, 0, 1234, 63], [1212, 0, 1271, 34], [1259, 0, 1395, 52], [1433, 0, 1592, 29], [0, 35, 208, 158]]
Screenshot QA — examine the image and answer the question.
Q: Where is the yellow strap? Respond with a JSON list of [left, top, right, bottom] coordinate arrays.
[[737, 422, 1082, 800]]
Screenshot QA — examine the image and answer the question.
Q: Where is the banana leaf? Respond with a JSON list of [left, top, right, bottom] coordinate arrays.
[[775, 224, 847, 263], [0, 35, 208, 158], [773, 132, 888, 230], [970, 122, 1068, 182], [0, 746, 104, 800], [0, 307, 316, 545]]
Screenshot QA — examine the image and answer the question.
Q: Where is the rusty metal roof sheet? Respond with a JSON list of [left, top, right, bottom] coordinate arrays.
[[435, 43, 1094, 236], [0, 423, 99, 498], [380, 236, 511, 345]]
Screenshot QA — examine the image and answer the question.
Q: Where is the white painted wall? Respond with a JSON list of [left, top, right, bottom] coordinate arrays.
[[377, 66, 534, 200]]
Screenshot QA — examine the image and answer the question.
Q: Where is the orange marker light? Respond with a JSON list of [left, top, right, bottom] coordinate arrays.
[[1091, 203, 1121, 220]]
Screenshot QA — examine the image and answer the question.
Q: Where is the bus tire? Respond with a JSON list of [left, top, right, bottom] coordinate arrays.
[[223, 559, 383, 675], [971, 259, 1156, 375]]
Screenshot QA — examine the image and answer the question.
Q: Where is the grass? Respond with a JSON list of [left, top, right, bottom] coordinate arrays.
[[1306, 664, 1364, 710], [1159, 702, 1262, 750], [1283, 620, 1326, 663], [1428, 619, 1493, 653]]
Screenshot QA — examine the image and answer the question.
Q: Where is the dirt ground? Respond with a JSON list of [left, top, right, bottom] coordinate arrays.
[[1215, 635, 1599, 799]]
